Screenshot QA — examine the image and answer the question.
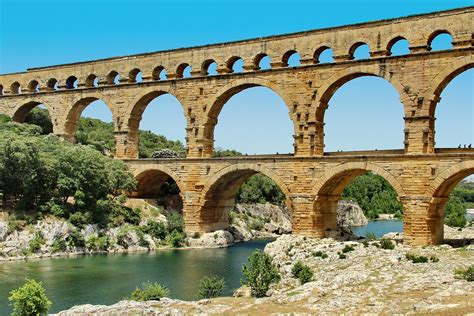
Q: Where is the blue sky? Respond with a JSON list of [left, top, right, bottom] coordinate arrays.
[[0, 0, 472, 153]]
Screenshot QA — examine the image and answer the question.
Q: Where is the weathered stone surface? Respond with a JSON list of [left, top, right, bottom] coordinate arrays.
[[0, 8, 473, 246], [336, 200, 368, 227]]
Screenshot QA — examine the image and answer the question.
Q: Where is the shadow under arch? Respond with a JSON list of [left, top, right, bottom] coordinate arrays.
[[203, 78, 295, 156], [311, 162, 405, 237], [131, 165, 184, 198], [198, 164, 292, 232], [63, 94, 115, 141]]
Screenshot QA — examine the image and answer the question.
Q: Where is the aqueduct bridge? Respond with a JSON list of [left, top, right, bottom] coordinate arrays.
[[0, 7, 473, 245]]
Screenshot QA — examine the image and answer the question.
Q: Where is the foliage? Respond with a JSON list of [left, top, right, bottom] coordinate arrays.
[[197, 275, 226, 299], [405, 253, 429, 263], [241, 249, 280, 298], [213, 148, 242, 157], [29, 231, 45, 253], [237, 174, 285, 205], [24, 108, 53, 135], [130, 282, 169, 301], [312, 251, 328, 259], [51, 234, 67, 253], [165, 230, 187, 247], [454, 265, 474, 282], [342, 173, 403, 219], [338, 253, 347, 259], [342, 244, 355, 253], [379, 238, 395, 250], [8, 279, 52, 316], [66, 229, 86, 248], [139, 130, 185, 158], [140, 220, 167, 240], [444, 196, 467, 228], [86, 234, 109, 251], [291, 261, 313, 284], [366, 232, 377, 241]]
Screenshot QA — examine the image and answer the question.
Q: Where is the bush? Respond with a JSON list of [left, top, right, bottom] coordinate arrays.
[[248, 218, 264, 231], [405, 253, 429, 263], [379, 238, 395, 250], [362, 241, 369, 247], [291, 261, 313, 284], [86, 234, 109, 251], [29, 231, 45, 253], [7, 220, 21, 234], [197, 275, 226, 299], [338, 253, 347, 259], [241, 249, 280, 298], [342, 244, 355, 253], [68, 211, 92, 228], [130, 282, 169, 301], [51, 234, 67, 253], [165, 230, 186, 248], [455, 265, 474, 282], [66, 229, 85, 248], [366, 232, 377, 241], [140, 220, 167, 240], [312, 250, 328, 258], [8, 279, 52, 316], [166, 212, 184, 233]]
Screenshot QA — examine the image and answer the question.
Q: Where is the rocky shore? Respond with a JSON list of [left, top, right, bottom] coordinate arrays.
[[55, 228, 473, 315]]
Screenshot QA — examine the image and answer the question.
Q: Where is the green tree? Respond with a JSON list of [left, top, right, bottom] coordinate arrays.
[[241, 249, 280, 297], [130, 282, 169, 301], [197, 275, 226, 299], [8, 279, 52, 316], [445, 196, 467, 227], [24, 108, 53, 135], [237, 174, 285, 205]]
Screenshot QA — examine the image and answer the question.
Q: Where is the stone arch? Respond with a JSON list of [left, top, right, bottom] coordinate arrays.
[[315, 66, 406, 122], [424, 56, 474, 116], [426, 161, 474, 198], [427, 30, 452, 49], [311, 161, 405, 198], [198, 163, 292, 232], [386, 36, 410, 56], [63, 94, 115, 140], [12, 99, 53, 124], [310, 161, 404, 237], [203, 77, 295, 156], [131, 165, 184, 198]]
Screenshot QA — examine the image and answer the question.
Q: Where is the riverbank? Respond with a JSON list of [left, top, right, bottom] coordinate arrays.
[[55, 230, 474, 315]]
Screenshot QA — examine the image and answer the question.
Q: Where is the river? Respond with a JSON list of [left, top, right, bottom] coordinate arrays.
[[0, 239, 270, 314]]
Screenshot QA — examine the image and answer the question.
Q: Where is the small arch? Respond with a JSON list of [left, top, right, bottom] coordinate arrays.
[[254, 53, 271, 70], [314, 46, 334, 64], [387, 36, 410, 56], [226, 56, 244, 73], [349, 42, 370, 60], [106, 71, 121, 85], [85, 74, 99, 87], [10, 82, 21, 94], [27, 80, 40, 93], [201, 59, 218, 76], [428, 30, 453, 51], [152, 66, 167, 80], [282, 50, 300, 67], [66, 76, 78, 89], [46, 78, 59, 90], [129, 68, 143, 83], [176, 63, 191, 78]]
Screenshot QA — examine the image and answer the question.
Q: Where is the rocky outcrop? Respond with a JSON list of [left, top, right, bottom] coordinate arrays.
[[336, 200, 368, 227], [187, 230, 234, 248], [56, 234, 474, 315]]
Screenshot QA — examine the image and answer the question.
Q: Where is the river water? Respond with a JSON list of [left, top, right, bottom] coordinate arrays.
[[0, 239, 270, 314]]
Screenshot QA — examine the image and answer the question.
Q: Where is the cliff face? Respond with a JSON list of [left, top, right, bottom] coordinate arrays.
[[336, 200, 368, 227]]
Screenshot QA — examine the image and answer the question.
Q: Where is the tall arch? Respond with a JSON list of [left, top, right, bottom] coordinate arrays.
[[311, 162, 404, 237], [198, 164, 291, 232], [12, 100, 52, 125], [63, 95, 115, 141], [314, 67, 406, 153], [203, 78, 295, 157]]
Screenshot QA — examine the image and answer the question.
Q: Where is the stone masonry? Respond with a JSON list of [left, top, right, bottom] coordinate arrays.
[[0, 7, 473, 245]]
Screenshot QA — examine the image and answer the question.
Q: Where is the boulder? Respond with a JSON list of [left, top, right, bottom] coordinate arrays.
[[336, 200, 368, 227], [187, 230, 234, 248]]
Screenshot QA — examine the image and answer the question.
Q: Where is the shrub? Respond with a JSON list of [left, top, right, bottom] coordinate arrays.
[[342, 245, 355, 253], [51, 234, 67, 253], [241, 249, 280, 297], [141, 220, 167, 240], [166, 212, 184, 233], [455, 265, 474, 282], [8, 279, 52, 316], [165, 230, 186, 248], [130, 282, 169, 301], [362, 241, 369, 247], [248, 219, 264, 231], [312, 250, 324, 257], [291, 261, 313, 284], [405, 253, 429, 263], [68, 211, 92, 228], [430, 256, 439, 263], [197, 275, 226, 299], [135, 228, 149, 248], [338, 253, 347, 259], [86, 234, 109, 251], [366, 232, 377, 241], [66, 229, 85, 248], [7, 220, 21, 234], [116, 225, 131, 248], [379, 238, 395, 250], [29, 231, 45, 253]]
